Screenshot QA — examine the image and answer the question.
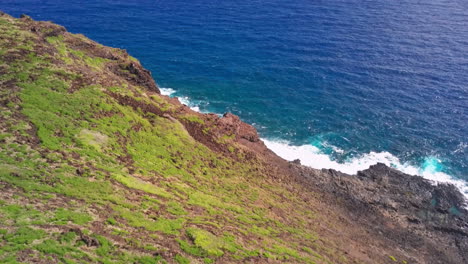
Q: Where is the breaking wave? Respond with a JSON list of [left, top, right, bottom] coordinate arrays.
[[160, 87, 201, 112], [263, 139, 468, 199]]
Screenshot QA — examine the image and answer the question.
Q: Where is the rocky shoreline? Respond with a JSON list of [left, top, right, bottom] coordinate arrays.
[[293, 163, 468, 263], [222, 105, 468, 262]]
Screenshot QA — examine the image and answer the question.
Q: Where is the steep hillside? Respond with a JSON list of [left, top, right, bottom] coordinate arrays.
[[0, 13, 467, 264]]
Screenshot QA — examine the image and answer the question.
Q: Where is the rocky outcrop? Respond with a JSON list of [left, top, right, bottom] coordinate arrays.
[[12, 12, 161, 94], [217, 113, 260, 143], [290, 162, 468, 263], [112, 62, 160, 93]]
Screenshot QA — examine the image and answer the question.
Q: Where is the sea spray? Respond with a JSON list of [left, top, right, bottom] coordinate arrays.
[[160, 88, 176, 96], [263, 139, 468, 200], [160, 87, 201, 112]]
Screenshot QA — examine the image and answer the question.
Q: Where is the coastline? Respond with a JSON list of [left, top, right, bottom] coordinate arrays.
[[160, 87, 468, 202], [1, 13, 467, 263]]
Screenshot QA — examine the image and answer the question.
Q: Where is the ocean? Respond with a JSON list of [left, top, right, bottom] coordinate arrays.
[[2, 0, 467, 194]]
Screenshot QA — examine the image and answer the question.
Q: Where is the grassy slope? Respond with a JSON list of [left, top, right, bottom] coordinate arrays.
[[0, 14, 351, 264]]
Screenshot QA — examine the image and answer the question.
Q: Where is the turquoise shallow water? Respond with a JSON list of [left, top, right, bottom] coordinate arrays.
[[2, 0, 467, 193]]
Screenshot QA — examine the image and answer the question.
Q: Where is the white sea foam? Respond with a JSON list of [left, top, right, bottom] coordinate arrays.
[[178, 96, 201, 112], [263, 138, 468, 200], [160, 87, 201, 112], [160, 87, 176, 96]]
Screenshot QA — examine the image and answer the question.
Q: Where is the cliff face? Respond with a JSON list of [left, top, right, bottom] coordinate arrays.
[[0, 13, 466, 264]]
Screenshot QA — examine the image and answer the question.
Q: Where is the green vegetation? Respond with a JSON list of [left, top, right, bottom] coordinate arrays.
[[53, 208, 92, 225], [0, 14, 345, 263], [174, 254, 190, 264], [185, 228, 241, 257], [180, 114, 205, 124]]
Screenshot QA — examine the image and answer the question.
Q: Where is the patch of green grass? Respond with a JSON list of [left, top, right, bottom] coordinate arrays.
[[59, 231, 78, 244], [106, 217, 118, 225], [218, 133, 235, 144], [250, 225, 277, 236], [178, 239, 207, 257], [180, 114, 204, 124], [174, 254, 190, 264], [185, 228, 241, 257], [35, 239, 78, 257], [264, 243, 304, 261], [68, 49, 109, 69], [135, 255, 164, 264], [112, 173, 173, 199], [77, 129, 108, 151], [56, 173, 124, 204], [4, 227, 46, 245], [153, 217, 186, 235], [167, 201, 187, 216], [188, 192, 243, 215], [302, 247, 323, 259], [46, 35, 109, 68], [46, 35, 73, 64], [187, 217, 221, 230], [0, 203, 51, 226], [117, 207, 185, 235], [20, 80, 101, 150], [203, 258, 215, 264], [95, 235, 113, 257], [53, 208, 92, 225]]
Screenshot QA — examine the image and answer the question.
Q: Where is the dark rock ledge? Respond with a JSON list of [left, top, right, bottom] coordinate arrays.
[[290, 162, 468, 264]]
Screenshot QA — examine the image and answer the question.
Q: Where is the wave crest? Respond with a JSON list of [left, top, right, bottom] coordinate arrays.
[[160, 87, 176, 96], [160, 87, 201, 112], [263, 139, 468, 198]]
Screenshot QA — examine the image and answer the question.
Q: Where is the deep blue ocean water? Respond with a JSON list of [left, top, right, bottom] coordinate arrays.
[[2, 1, 467, 193]]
